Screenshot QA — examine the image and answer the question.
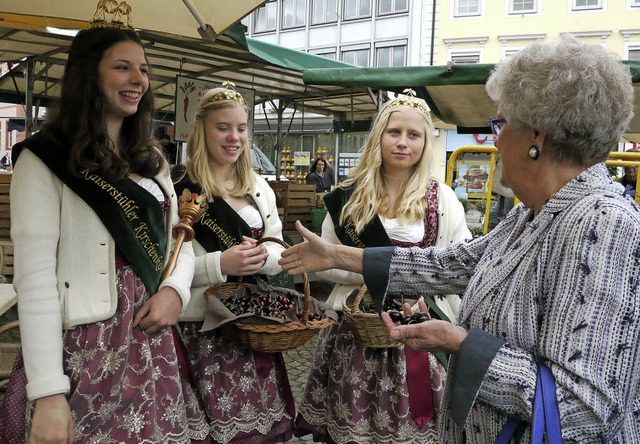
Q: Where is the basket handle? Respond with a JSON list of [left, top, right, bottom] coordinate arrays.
[[256, 237, 312, 324], [350, 284, 368, 311], [0, 320, 19, 335]]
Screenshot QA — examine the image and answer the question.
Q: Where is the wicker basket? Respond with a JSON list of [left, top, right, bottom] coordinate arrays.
[[204, 237, 335, 353], [0, 320, 19, 382], [343, 285, 400, 349]]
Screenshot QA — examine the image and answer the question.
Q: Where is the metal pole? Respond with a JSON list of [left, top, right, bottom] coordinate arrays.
[[25, 59, 35, 137]]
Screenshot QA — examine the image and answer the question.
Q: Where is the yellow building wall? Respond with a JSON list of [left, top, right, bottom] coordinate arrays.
[[437, 1, 640, 63]]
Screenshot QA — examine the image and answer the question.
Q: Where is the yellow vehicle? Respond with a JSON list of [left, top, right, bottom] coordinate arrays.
[[445, 146, 640, 235]]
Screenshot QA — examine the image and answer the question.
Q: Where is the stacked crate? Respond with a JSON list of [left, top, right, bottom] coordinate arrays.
[[268, 182, 316, 234], [0, 174, 11, 281]]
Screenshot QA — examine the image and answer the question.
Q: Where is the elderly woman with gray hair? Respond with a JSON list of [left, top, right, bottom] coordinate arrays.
[[279, 35, 640, 442]]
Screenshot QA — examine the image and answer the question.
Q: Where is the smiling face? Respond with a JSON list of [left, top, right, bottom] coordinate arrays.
[[380, 106, 426, 175], [203, 104, 248, 169], [97, 40, 149, 124]]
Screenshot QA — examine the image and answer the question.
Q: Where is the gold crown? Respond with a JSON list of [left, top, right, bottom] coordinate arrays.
[[90, 0, 134, 30], [207, 81, 245, 104], [386, 88, 429, 115]]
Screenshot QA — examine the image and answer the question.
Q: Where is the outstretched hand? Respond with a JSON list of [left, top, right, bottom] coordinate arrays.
[[278, 220, 339, 275], [381, 300, 468, 354]]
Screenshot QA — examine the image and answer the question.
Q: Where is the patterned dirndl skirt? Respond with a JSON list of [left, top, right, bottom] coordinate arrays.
[[181, 322, 295, 444], [295, 318, 444, 444], [0, 260, 210, 443]]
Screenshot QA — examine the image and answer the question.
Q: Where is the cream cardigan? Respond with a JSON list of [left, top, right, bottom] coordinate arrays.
[[179, 173, 285, 322], [317, 181, 471, 321], [11, 149, 195, 400]]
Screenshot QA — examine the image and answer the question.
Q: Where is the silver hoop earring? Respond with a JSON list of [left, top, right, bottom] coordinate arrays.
[[528, 144, 540, 160]]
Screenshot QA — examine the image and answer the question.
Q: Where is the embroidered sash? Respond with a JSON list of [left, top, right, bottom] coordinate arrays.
[[12, 128, 167, 293], [174, 179, 264, 284], [323, 187, 392, 248]]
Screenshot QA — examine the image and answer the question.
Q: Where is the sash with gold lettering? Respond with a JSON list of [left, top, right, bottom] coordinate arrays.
[[12, 128, 167, 293], [323, 186, 391, 249], [174, 179, 264, 284]]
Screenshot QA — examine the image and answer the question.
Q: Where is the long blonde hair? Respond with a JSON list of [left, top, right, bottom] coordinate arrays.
[[339, 102, 435, 233], [185, 87, 254, 199]]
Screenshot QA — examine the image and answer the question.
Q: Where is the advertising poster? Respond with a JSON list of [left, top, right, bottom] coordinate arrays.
[[455, 159, 492, 199], [293, 151, 311, 166], [337, 153, 361, 181], [174, 76, 255, 142]]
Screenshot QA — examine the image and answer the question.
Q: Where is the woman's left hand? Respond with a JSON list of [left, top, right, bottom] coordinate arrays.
[[381, 300, 468, 354], [133, 286, 182, 334]]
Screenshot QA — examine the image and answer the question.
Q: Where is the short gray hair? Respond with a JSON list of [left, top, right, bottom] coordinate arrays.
[[486, 34, 634, 166]]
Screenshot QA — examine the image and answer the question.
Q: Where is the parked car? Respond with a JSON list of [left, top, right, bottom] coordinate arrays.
[[251, 145, 288, 181]]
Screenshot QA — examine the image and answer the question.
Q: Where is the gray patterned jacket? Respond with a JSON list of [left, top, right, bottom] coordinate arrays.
[[364, 163, 640, 443]]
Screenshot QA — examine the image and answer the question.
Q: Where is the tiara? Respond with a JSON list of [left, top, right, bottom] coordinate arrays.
[[207, 81, 245, 104], [386, 88, 429, 115], [90, 0, 134, 30]]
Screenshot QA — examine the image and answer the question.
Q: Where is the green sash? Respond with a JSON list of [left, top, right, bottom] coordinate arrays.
[[12, 129, 167, 293], [323, 187, 392, 248], [174, 179, 264, 284]]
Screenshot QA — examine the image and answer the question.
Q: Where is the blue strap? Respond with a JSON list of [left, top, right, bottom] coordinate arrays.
[[495, 416, 525, 444], [540, 363, 563, 442], [496, 362, 562, 444]]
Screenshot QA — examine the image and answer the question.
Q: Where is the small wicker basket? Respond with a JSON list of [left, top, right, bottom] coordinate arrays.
[[204, 237, 335, 353], [342, 285, 400, 349], [0, 320, 19, 383]]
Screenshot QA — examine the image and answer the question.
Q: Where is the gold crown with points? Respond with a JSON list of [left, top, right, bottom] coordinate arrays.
[[386, 88, 430, 115], [207, 81, 245, 104], [90, 0, 134, 30]]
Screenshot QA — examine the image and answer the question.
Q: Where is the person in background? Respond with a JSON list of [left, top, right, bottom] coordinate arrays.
[[0, 26, 208, 443], [305, 157, 334, 192], [279, 35, 640, 442], [294, 91, 470, 443], [174, 84, 295, 443], [618, 146, 639, 197]]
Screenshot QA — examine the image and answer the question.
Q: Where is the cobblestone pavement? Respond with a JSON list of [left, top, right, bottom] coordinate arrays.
[[281, 278, 333, 444]]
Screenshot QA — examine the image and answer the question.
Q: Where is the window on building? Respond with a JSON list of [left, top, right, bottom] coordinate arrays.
[[342, 47, 370, 67], [254, 2, 278, 33], [282, 0, 306, 28], [510, 0, 536, 13], [572, 0, 601, 10], [455, 0, 480, 16], [632, 0, 640, 7], [344, 0, 372, 20], [312, 0, 338, 24], [378, 0, 408, 15], [311, 48, 338, 60], [629, 47, 640, 60], [450, 50, 481, 64], [376, 44, 406, 67]]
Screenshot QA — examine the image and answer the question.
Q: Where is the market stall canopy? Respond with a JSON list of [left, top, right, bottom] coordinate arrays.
[[0, 7, 379, 124], [303, 61, 640, 141], [0, 0, 268, 40]]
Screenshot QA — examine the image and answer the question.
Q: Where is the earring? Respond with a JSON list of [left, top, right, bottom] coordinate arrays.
[[528, 144, 540, 160]]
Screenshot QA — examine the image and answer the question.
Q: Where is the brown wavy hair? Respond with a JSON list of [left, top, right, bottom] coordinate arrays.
[[46, 27, 164, 180]]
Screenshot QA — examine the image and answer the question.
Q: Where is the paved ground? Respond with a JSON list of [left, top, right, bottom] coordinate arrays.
[[282, 278, 333, 443]]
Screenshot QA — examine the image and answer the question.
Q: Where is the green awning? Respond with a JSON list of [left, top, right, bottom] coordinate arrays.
[[226, 24, 356, 71], [303, 61, 640, 140]]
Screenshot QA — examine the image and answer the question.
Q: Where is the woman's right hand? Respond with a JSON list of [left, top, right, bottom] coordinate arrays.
[[279, 220, 363, 275], [220, 240, 268, 276], [29, 393, 74, 443]]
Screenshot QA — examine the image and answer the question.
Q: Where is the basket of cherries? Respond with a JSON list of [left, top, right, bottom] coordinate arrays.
[[203, 237, 337, 353]]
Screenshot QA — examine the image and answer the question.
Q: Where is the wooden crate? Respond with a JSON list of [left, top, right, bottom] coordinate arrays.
[[283, 207, 313, 231], [268, 182, 316, 207], [0, 240, 13, 278]]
